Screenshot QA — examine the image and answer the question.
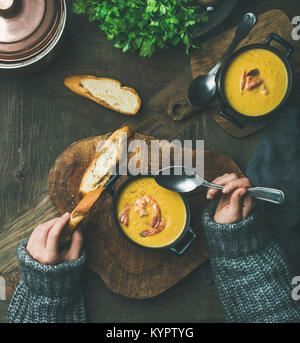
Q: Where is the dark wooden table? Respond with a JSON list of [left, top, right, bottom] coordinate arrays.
[[0, 0, 299, 323]]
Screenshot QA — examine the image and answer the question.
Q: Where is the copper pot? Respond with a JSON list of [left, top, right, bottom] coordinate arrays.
[[0, 0, 67, 75]]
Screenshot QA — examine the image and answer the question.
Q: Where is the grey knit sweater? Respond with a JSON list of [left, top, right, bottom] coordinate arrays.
[[7, 202, 300, 323], [6, 240, 87, 323], [202, 201, 300, 323]]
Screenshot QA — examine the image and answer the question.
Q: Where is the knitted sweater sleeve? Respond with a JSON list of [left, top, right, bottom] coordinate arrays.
[[6, 239, 87, 323], [202, 201, 300, 323]]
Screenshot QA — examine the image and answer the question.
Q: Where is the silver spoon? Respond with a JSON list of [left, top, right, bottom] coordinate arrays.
[[188, 13, 257, 107], [155, 166, 285, 205]]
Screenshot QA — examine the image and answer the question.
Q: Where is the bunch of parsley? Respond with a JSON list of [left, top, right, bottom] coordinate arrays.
[[72, 0, 209, 57]]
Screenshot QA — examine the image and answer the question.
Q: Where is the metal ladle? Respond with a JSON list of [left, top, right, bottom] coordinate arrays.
[[187, 12, 257, 107], [155, 166, 285, 205]]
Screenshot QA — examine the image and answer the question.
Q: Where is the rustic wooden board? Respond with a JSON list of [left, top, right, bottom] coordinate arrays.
[[1, 0, 300, 322], [48, 132, 243, 299], [190, 9, 300, 137]]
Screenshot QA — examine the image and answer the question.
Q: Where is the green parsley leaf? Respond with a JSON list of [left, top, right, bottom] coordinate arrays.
[[72, 0, 210, 57]]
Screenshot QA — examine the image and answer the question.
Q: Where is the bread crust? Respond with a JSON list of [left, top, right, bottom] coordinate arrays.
[[64, 75, 141, 115], [63, 126, 133, 238], [62, 187, 105, 240], [79, 126, 132, 195]]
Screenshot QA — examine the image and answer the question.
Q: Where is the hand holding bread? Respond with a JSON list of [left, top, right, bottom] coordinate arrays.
[[65, 187, 105, 235], [27, 214, 83, 264], [64, 126, 133, 237]]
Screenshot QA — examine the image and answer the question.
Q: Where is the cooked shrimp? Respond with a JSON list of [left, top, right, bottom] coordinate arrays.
[[141, 218, 167, 237], [134, 196, 150, 217], [151, 202, 161, 228], [134, 196, 159, 218], [240, 69, 247, 92], [134, 196, 166, 237], [260, 83, 270, 96], [119, 204, 131, 227], [246, 77, 264, 90]]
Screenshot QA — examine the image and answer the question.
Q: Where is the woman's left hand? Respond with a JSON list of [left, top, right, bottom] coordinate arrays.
[[26, 213, 83, 265], [206, 173, 256, 224]]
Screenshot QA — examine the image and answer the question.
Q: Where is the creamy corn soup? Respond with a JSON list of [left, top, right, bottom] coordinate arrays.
[[224, 48, 288, 116], [117, 177, 186, 248]]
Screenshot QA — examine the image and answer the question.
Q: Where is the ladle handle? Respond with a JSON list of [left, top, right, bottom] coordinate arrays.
[[233, 12, 257, 43], [202, 181, 285, 205], [247, 187, 285, 205], [210, 13, 257, 75]]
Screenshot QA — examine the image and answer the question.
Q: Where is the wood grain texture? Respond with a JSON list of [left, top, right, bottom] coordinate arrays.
[[0, 8, 190, 300], [190, 9, 300, 137], [1, 0, 300, 321], [0, 9, 190, 230], [0, 193, 58, 274], [48, 132, 243, 298]]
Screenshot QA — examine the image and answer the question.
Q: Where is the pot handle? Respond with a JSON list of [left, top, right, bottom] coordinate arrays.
[[219, 105, 249, 129], [169, 226, 197, 256], [105, 173, 120, 196], [264, 33, 294, 59]]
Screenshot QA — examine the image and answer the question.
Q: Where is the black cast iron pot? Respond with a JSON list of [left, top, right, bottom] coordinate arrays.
[[217, 33, 294, 128], [105, 174, 197, 256]]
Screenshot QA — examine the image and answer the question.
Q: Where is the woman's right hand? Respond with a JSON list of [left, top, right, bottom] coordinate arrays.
[[206, 173, 256, 224], [26, 213, 83, 265]]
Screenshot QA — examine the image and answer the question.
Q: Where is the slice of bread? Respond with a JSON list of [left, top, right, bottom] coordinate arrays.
[[79, 126, 132, 195], [61, 126, 132, 238], [68, 187, 105, 230], [64, 75, 141, 115]]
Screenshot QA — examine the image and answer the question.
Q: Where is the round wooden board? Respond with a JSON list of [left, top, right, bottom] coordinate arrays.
[[48, 132, 243, 299]]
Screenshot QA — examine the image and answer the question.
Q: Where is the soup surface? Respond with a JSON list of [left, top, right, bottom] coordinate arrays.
[[224, 48, 288, 116], [117, 177, 186, 248]]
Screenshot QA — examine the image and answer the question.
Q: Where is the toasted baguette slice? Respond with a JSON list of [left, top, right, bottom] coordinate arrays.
[[64, 75, 141, 115], [79, 126, 132, 195], [68, 187, 105, 229]]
